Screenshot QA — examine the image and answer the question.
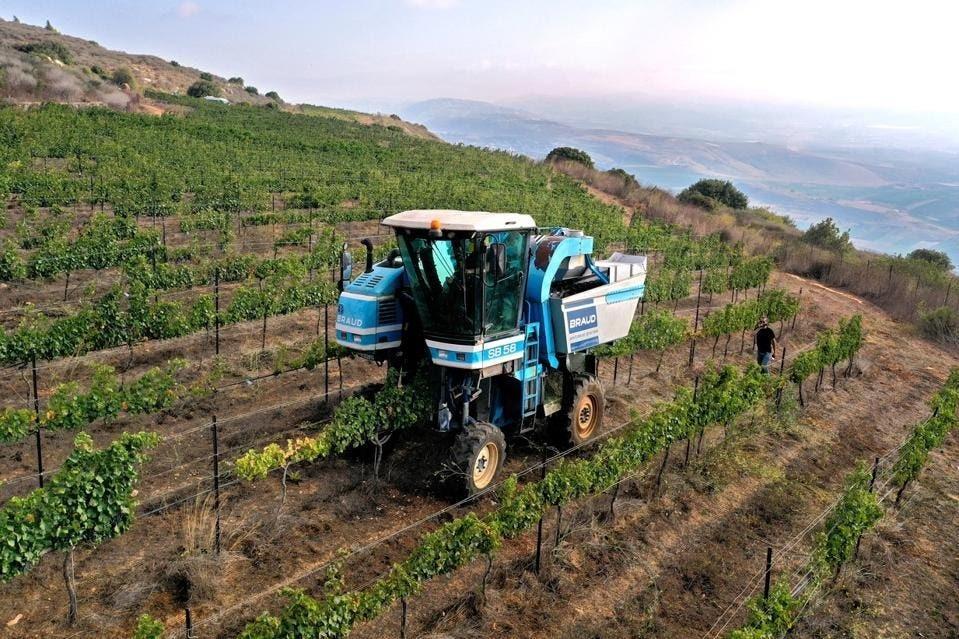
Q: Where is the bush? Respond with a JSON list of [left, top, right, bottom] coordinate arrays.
[[44, 19, 57, 32], [199, 71, 213, 81], [14, 42, 73, 64], [678, 179, 748, 210], [170, 60, 180, 67], [244, 86, 258, 95], [187, 80, 219, 98], [111, 67, 136, 89], [265, 90, 281, 101], [802, 217, 851, 253], [228, 76, 244, 84], [919, 306, 958, 343], [545, 147, 594, 168], [907, 248, 953, 271]]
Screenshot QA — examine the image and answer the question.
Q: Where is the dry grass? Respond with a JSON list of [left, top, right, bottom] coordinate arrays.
[[551, 160, 799, 257], [553, 160, 959, 350]]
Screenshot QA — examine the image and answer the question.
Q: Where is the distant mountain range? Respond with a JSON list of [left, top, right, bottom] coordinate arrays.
[[401, 98, 959, 265]]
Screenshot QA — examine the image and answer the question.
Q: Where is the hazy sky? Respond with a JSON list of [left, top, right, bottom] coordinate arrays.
[[5, 0, 959, 113]]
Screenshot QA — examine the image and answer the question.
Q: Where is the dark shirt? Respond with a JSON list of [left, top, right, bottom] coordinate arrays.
[[756, 326, 775, 353]]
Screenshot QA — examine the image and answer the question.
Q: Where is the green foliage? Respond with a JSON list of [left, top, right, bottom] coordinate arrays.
[[0, 431, 159, 581], [891, 368, 959, 487], [0, 241, 26, 280], [545, 146, 594, 168], [918, 306, 958, 343], [594, 308, 688, 358], [644, 268, 692, 304], [787, 315, 863, 384], [111, 67, 136, 88], [728, 580, 802, 639], [0, 361, 183, 444], [245, 86, 259, 95], [802, 217, 851, 253], [265, 91, 281, 101], [812, 463, 883, 573], [228, 76, 244, 85], [702, 268, 729, 296], [132, 614, 165, 639], [906, 248, 952, 271], [701, 290, 801, 339], [199, 72, 214, 81], [187, 80, 220, 98], [679, 179, 748, 210], [728, 257, 773, 292], [234, 370, 432, 480], [234, 365, 775, 637], [14, 41, 73, 64]]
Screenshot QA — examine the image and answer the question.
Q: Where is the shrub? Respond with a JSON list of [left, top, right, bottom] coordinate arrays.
[[187, 80, 219, 98], [907, 248, 953, 271], [802, 217, 851, 253], [245, 85, 258, 95], [545, 146, 594, 168], [111, 67, 136, 88], [44, 19, 57, 32], [199, 71, 213, 81], [14, 42, 73, 64], [265, 90, 281, 101], [170, 60, 180, 67], [228, 76, 244, 84], [678, 179, 748, 210], [919, 306, 958, 343]]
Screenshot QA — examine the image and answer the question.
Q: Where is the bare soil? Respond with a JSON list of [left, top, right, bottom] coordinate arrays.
[[0, 263, 956, 639]]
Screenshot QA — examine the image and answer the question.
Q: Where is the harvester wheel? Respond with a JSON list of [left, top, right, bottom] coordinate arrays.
[[452, 422, 506, 496], [558, 374, 605, 448]]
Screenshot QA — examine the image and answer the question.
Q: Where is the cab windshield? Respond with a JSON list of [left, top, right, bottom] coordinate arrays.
[[397, 230, 527, 343]]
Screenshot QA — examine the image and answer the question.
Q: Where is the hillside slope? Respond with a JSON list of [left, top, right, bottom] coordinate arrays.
[[0, 18, 435, 139]]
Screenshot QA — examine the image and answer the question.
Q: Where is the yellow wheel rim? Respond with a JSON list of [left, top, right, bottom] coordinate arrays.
[[575, 393, 598, 440], [472, 442, 499, 489]]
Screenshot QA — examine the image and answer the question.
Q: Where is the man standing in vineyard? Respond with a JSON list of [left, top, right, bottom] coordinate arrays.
[[754, 316, 777, 373]]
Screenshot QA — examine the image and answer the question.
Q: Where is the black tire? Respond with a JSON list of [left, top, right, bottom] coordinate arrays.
[[556, 374, 605, 448], [452, 422, 506, 496]]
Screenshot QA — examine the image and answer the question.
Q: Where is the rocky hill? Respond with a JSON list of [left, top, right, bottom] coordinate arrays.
[[0, 17, 434, 138]]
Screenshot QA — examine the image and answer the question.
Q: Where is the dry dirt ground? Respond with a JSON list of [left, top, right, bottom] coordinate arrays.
[[0, 267, 956, 638]]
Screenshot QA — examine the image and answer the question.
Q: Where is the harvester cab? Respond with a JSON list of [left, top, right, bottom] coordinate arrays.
[[336, 210, 647, 495]]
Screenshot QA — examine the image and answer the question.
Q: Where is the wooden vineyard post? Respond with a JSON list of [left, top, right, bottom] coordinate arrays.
[[324, 305, 330, 401], [792, 288, 802, 330], [32, 356, 43, 488], [689, 269, 703, 367], [185, 607, 196, 639], [534, 451, 547, 574], [554, 504, 562, 548], [652, 442, 671, 498], [763, 546, 773, 600], [400, 597, 408, 639], [214, 267, 221, 356], [776, 345, 787, 411], [211, 414, 222, 555], [608, 481, 620, 522]]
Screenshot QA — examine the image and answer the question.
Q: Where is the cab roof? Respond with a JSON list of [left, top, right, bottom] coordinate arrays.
[[382, 209, 537, 233]]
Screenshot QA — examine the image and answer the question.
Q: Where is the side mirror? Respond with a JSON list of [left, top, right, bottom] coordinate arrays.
[[338, 242, 353, 291], [486, 243, 507, 280]]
